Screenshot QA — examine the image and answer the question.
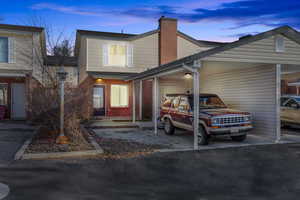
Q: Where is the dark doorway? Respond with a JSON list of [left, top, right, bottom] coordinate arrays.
[[93, 85, 105, 116]]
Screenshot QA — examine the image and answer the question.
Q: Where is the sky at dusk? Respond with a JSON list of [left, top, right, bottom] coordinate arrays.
[[1, 0, 300, 42]]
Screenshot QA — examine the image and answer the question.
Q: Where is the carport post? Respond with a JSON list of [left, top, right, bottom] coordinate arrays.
[[132, 81, 136, 123], [193, 71, 200, 150], [275, 64, 281, 143], [153, 77, 158, 135], [139, 80, 143, 120]]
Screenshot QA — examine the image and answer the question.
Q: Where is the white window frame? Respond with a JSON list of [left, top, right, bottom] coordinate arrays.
[[0, 37, 9, 63], [275, 35, 285, 53], [110, 84, 129, 108], [103, 42, 133, 67]]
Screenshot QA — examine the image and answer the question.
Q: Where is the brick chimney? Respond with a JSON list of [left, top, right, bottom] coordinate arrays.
[[159, 16, 178, 65]]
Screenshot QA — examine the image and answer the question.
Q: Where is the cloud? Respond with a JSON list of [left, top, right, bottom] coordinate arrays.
[[31, 3, 106, 17], [31, 0, 300, 29]]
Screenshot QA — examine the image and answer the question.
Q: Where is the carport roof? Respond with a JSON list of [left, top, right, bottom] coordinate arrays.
[[126, 26, 300, 81]]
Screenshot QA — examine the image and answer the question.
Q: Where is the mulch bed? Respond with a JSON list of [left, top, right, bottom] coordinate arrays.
[[89, 131, 167, 159], [25, 127, 94, 154]]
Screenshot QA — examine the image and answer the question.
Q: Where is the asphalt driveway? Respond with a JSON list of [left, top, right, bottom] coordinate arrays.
[[0, 122, 35, 164], [1, 144, 300, 200]]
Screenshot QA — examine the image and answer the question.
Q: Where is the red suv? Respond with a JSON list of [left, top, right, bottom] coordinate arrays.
[[160, 94, 253, 145]]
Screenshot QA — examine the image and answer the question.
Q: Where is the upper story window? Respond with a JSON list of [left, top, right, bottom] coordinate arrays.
[[0, 37, 8, 63], [275, 35, 285, 53], [103, 44, 133, 67]]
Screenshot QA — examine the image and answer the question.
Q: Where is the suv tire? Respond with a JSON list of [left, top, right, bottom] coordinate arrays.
[[164, 118, 175, 135], [198, 126, 209, 145], [231, 134, 247, 142]]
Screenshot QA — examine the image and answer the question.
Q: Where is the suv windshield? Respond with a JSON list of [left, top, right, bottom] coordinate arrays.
[[189, 95, 227, 109]]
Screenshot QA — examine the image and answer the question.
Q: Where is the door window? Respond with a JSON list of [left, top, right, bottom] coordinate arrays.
[[93, 87, 104, 109]]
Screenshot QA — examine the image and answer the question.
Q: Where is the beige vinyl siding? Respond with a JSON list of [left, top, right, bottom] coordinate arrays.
[[0, 29, 44, 82], [200, 65, 277, 139], [177, 36, 210, 59], [87, 33, 158, 73], [0, 30, 34, 71], [205, 35, 300, 65], [132, 33, 158, 70], [159, 79, 191, 98]]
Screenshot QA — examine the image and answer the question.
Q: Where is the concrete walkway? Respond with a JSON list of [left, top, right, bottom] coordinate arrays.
[[93, 127, 300, 151], [0, 122, 35, 164]]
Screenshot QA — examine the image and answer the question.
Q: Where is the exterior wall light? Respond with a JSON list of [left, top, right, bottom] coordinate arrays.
[[184, 73, 192, 79], [96, 78, 103, 83]]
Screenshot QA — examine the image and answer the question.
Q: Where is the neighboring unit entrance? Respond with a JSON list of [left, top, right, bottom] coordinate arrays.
[[11, 83, 26, 119], [93, 85, 105, 116]]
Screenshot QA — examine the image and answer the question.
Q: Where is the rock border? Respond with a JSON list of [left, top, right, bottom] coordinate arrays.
[[16, 125, 103, 160]]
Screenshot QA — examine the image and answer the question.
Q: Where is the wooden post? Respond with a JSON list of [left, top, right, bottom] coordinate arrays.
[[193, 71, 200, 150], [132, 81, 136, 123], [276, 64, 281, 143]]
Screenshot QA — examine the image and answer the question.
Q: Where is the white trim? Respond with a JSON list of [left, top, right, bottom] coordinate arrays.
[[86, 37, 89, 70], [132, 81, 136, 123], [276, 64, 281, 143], [288, 82, 300, 86], [139, 80, 143, 120], [193, 71, 200, 150], [153, 77, 158, 135], [0, 73, 25, 77]]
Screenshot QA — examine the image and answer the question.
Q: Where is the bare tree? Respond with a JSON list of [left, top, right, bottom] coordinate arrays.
[[23, 16, 89, 145]]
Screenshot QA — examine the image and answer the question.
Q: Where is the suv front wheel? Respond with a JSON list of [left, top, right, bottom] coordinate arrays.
[[164, 118, 175, 135], [198, 126, 209, 145]]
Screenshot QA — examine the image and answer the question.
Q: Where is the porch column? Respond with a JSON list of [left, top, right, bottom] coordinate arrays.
[[275, 64, 281, 143], [139, 80, 143, 120], [193, 70, 200, 150], [153, 77, 159, 135], [132, 81, 136, 123]]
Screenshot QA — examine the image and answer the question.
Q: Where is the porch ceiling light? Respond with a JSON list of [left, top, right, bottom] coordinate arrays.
[[96, 78, 103, 83], [184, 73, 192, 79]]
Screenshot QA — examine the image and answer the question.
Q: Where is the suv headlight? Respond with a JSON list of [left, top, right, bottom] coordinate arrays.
[[244, 116, 251, 122], [211, 118, 219, 125]]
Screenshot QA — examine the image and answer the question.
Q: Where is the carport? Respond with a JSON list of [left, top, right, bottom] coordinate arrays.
[[127, 26, 300, 150]]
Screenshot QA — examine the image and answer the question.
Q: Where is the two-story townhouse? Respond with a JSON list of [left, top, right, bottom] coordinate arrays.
[[75, 17, 224, 120], [0, 24, 46, 120]]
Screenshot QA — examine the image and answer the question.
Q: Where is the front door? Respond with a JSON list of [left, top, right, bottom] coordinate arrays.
[[11, 83, 26, 119], [93, 85, 105, 116]]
